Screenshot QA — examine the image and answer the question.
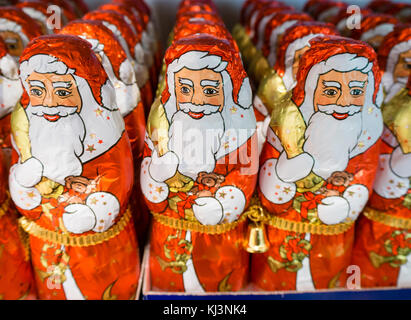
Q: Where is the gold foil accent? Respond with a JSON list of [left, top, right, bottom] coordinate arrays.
[[151, 208, 248, 234], [247, 50, 271, 86], [257, 69, 288, 116], [147, 100, 169, 156], [19, 206, 133, 247], [11, 103, 31, 163], [363, 206, 411, 230], [269, 91, 306, 158], [382, 88, 411, 153]]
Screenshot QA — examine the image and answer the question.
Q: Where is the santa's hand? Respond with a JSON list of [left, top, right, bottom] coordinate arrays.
[[192, 197, 223, 225], [14, 157, 43, 188], [149, 149, 179, 182], [317, 196, 349, 225], [62, 204, 97, 234], [276, 151, 314, 183], [391, 146, 411, 178], [165, 171, 194, 193]]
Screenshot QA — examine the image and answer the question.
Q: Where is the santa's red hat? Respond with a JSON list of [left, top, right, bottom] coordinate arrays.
[[176, 10, 223, 26], [251, 2, 293, 45], [177, 0, 217, 18], [60, 20, 130, 82], [366, 0, 393, 12], [20, 34, 108, 107], [112, 0, 150, 27], [293, 35, 381, 107], [262, 10, 312, 58], [350, 14, 398, 41], [161, 35, 248, 107], [98, 3, 144, 38], [274, 21, 338, 77], [378, 24, 411, 73], [313, 1, 347, 22], [83, 10, 138, 58], [0, 6, 42, 42]]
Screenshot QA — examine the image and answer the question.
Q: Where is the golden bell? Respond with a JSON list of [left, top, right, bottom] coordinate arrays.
[[246, 221, 269, 254]]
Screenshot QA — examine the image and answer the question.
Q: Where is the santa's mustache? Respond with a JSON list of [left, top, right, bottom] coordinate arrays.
[[317, 104, 362, 116], [179, 102, 220, 115], [29, 105, 78, 117]]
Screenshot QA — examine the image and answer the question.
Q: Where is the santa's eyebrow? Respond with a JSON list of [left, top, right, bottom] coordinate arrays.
[[28, 80, 45, 88], [200, 79, 220, 87], [404, 57, 411, 63], [52, 81, 72, 89], [322, 80, 341, 88], [349, 81, 366, 88], [178, 78, 193, 87]]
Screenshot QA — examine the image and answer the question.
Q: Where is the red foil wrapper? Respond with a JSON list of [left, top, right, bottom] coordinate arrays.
[[351, 30, 411, 289], [350, 14, 398, 51], [312, 1, 347, 23], [10, 35, 140, 300], [250, 3, 293, 48], [261, 10, 312, 65], [254, 36, 383, 291], [60, 19, 148, 250], [142, 34, 258, 292], [83, 9, 154, 115]]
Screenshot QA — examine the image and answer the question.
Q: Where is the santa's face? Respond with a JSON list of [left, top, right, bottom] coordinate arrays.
[[393, 49, 411, 82], [292, 45, 309, 82], [0, 31, 24, 57], [26, 72, 82, 122], [174, 67, 224, 119], [72, 182, 87, 193], [313, 70, 368, 120]]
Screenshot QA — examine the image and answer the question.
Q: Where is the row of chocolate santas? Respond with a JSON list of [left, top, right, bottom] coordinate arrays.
[[141, 0, 260, 293], [0, 0, 159, 300], [233, 0, 411, 290]]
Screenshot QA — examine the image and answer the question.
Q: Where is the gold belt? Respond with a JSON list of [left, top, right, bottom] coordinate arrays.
[[19, 207, 132, 247], [266, 215, 354, 235], [363, 206, 411, 230], [151, 209, 248, 234]]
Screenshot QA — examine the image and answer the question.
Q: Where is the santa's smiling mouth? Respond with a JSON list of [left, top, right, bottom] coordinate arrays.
[[332, 112, 349, 120], [43, 114, 61, 122], [188, 111, 205, 119]]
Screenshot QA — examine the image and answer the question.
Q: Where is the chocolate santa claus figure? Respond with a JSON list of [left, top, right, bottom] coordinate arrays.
[[253, 36, 383, 291], [10, 35, 140, 300], [59, 20, 148, 246], [350, 38, 411, 289], [141, 34, 258, 292]]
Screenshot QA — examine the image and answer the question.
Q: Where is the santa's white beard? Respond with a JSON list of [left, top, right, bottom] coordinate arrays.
[[168, 109, 224, 179], [27, 105, 86, 185], [303, 110, 362, 179], [0, 76, 23, 119]]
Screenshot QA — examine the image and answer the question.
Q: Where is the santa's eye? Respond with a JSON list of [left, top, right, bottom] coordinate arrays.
[[405, 63, 411, 70], [203, 88, 218, 95], [323, 88, 338, 96], [55, 89, 71, 97], [180, 86, 191, 94], [350, 88, 363, 96], [30, 88, 43, 97]]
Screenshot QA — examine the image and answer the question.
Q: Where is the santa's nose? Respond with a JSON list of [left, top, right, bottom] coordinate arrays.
[[191, 91, 204, 105], [336, 93, 351, 107], [43, 91, 57, 107]]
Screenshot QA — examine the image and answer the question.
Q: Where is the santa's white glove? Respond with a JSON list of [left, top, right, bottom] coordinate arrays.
[[391, 146, 411, 178], [14, 157, 43, 188], [276, 151, 314, 183], [62, 204, 96, 234], [149, 149, 179, 182], [192, 197, 223, 225], [317, 196, 349, 225]]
